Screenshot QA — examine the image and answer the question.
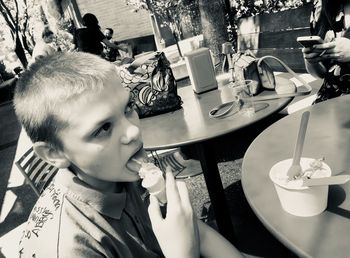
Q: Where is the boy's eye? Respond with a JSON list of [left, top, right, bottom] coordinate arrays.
[[93, 122, 112, 138]]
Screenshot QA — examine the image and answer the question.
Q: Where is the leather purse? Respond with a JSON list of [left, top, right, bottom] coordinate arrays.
[[231, 51, 312, 99], [255, 55, 312, 100], [232, 50, 276, 94], [209, 54, 313, 118]]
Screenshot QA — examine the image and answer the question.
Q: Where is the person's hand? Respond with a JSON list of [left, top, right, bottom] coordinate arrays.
[[313, 37, 350, 63], [148, 168, 200, 258], [302, 43, 326, 64], [118, 43, 130, 53]]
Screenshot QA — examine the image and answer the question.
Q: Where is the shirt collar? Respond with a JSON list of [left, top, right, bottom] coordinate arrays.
[[55, 169, 127, 219]]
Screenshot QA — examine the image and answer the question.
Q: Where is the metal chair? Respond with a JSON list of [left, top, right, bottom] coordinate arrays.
[[15, 147, 59, 196]]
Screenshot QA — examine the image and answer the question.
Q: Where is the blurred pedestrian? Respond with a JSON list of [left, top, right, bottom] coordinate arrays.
[[74, 13, 128, 57], [102, 28, 119, 62], [30, 27, 56, 65]]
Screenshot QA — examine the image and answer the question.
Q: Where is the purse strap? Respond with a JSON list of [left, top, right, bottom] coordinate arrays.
[[253, 55, 313, 101]]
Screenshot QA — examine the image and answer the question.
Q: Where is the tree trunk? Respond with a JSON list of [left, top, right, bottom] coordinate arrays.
[[199, 0, 228, 67], [15, 33, 28, 68]]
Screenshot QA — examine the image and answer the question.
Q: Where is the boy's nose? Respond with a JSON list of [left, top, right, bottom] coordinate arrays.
[[121, 125, 140, 144]]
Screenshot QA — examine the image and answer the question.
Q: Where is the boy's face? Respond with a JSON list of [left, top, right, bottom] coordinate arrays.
[[57, 73, 144, 184]]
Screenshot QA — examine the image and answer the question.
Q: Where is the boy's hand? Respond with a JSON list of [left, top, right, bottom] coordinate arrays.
[[148, 168, 200, 258]]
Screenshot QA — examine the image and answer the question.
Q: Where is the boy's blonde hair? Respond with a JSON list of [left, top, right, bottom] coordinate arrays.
[[14, 52, 118, 150]]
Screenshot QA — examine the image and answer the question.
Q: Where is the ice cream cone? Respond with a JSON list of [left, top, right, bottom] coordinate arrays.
[[139, 162, 167, 204], [150, 188, 167, 206]]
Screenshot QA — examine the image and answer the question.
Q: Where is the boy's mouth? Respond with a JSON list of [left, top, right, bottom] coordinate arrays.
[[126, 146, 147, 174]]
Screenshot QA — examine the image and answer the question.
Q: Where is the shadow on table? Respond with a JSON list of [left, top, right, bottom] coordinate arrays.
[[327, 185, 350, 219]]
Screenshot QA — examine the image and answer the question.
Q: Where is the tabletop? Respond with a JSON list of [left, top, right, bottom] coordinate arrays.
[[139, 76, 295, 242], [140, 76, 294, 150], [242, 95, 350, 258]]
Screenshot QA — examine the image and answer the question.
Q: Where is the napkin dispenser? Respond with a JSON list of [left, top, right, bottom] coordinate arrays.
[[184, 47, 218, 94]]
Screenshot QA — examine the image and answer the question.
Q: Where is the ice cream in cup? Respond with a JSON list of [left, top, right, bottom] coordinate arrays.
[[269, 157, 331, 217]]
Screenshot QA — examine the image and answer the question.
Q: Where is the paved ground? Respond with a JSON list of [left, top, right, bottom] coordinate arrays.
[[0, 94, 297, 257]]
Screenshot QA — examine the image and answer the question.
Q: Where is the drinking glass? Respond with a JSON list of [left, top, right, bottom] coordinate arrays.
[[229, 79, 258, 116]]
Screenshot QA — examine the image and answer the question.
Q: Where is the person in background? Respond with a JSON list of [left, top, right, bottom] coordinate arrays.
[[15, 52, 243, 258], [102, 28, 119, 62], [74, 13, 128, 57], [29, 27, 56, 65], [302, 0, 350, 104]]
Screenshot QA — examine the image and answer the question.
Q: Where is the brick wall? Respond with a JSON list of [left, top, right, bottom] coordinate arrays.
[[75, 0, 154, 41]]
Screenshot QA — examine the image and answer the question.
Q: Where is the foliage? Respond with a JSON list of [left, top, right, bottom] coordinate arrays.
[[228, 0, 308, 45], [53, 18, 75, 52], [0, 0, 75, 70], [126, 0, 200, 40], [0, 0, 42, 47], [126, 0, 307, 44], [230, 0, 306, 19], [0, 0, 42, 67], [180, 3, 201, 37]]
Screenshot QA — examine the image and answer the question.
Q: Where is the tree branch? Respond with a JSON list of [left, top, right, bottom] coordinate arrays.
[[0, 4, 16, 32], [14, 0, 20, 34], [0, 0, 17, 28]]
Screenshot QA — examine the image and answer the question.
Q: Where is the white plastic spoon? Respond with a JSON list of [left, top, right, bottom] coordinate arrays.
[[287, 111, 310, 179], [302, 175, 350, 187]]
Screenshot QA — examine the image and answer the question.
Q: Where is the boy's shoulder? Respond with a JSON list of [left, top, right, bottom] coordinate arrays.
[[18, 170, 104, 256], [18, 173, 68, 257], [18, 172, 155, 257]]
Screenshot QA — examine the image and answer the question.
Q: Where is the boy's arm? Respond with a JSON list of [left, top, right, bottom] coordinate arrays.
[[197, 219, 244, 258], [148, 169, 200, 258]]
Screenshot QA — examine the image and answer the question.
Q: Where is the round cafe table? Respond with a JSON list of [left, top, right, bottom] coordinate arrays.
[[242, 95, 350, 257], [140, 77, 294, 243]]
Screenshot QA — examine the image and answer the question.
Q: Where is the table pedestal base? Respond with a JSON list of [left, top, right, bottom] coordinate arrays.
[[195, 141, 236, 243]]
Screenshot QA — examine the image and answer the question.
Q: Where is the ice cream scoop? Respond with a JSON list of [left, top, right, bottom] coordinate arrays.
[[133, 159, 167, 205]]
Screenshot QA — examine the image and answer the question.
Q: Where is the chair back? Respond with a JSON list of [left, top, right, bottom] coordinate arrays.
[[15, 147, 59, 196]]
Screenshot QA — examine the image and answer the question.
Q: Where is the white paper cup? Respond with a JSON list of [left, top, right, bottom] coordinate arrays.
[[269, 157, 331, 217]]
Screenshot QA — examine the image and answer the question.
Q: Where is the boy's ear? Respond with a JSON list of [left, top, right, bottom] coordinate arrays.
[[33, 142, 71, 168]]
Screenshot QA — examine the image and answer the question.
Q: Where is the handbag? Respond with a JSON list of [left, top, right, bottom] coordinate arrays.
[[210, 54, 313, 118], [232, 50, 276, 94], [255, 55, 312, 100], [119, 52, 182, 118], [231, 51, 312, 99]]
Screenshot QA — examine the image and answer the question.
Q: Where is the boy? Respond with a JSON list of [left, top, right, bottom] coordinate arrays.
[[102, 28, 119, 62], [15, 52, 242, 257]]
